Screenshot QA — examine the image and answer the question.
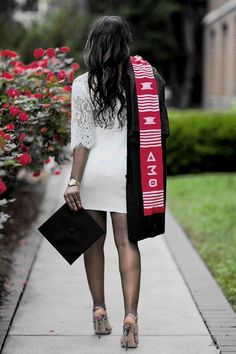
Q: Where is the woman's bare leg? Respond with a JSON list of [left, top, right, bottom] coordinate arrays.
[[110, 211, 141, 316], [83, 209, 107, 308]]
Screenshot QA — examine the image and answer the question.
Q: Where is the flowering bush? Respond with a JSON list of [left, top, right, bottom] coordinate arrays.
[[0, 46, 79, 230]]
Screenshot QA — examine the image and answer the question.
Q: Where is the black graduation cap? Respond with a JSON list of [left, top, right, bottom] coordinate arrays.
[[37, 202, 105, 265]]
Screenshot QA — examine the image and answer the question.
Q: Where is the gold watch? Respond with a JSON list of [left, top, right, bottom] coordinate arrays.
[[68, 177, 80, 187]]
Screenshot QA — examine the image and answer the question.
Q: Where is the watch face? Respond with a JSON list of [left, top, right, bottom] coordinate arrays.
[[69, 179, 76, 186]]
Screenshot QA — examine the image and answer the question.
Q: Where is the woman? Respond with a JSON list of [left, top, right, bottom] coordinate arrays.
[[64, 15, 170, 350]]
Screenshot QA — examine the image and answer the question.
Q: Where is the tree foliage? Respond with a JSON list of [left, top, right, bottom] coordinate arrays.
[[0, 0, 208, 107]]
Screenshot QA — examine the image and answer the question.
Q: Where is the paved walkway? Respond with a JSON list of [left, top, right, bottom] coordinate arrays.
[[1, 163, 219, 354]]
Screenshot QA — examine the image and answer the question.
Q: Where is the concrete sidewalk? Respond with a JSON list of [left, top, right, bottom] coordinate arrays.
[[1, 164, 219, 354]]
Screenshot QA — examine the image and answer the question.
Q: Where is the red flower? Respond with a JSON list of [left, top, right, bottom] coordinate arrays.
[[33, 93, 44, 99], [7, 87, 20, 98], [32, 170, 41, 177], [12, 60, 24, 67], [24, 90, 32, 97], [19, 111, 29, 122], [5, 123, 15, 131], [2, 72, 14, 80], [44, 157, 51, 163], [72, 63, 80, 70], [12, 60, 26, 74], [63, 85, 72, 92], [25, 61, 39, 69], [4, 134, 11, 141], [40, 127, 48, 133], [46, 48, 56, 58], [46, 71, 56, 81], [19, 144, 28, 152], [68, 70, 74, 82], [10, 106, 20, 116], [53, 95, 65, 101], [38, 59, 48, 67], [54, 169, 61, 175], [18, 152, 32, 166], [18, 133, 25, 141], [34, 48, 44, 59], [0, 179, 7, 194], [58, 70, 66, 80], [43, 103, 50, 108], [14, 67, 25, 74], [0, 130, 4, 137], [0, 49, 18, 58], [60, 46, 70, 53]]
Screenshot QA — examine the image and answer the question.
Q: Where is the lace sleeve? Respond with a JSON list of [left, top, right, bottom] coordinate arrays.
[[70, 77, 96, 152]]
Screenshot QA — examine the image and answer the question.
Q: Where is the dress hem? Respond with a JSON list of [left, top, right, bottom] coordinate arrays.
[[82, 206, 127, 213]]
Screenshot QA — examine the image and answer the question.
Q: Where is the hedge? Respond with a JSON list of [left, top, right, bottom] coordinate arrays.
[[166, 109, 236, 175]]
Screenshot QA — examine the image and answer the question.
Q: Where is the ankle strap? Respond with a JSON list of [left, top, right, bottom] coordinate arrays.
[[93, 305, 106, 311], [125, 313, 138, 321]]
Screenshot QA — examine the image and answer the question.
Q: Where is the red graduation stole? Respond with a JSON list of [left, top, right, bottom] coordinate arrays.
[[130, 55, 165, 216]]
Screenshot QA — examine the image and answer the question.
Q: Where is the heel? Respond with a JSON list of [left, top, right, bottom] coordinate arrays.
[[120, 313, 138, 350], [93, 314, 106, 338], [92, 306, 112, 338]]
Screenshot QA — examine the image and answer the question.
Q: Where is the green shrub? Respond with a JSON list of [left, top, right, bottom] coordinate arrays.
[[166, 109, 236, 175]]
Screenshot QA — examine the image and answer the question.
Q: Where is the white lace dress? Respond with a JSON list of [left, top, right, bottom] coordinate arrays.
[[70, 72, 127, 213]]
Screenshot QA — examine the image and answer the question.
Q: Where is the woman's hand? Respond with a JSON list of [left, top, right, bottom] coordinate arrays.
[[64, 185, 82, 211]]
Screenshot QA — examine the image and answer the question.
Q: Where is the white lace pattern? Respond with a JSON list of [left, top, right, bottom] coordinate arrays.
[[70, 75, 96, 152]]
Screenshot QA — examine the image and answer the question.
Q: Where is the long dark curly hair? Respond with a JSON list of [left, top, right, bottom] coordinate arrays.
[[83, 15, 133, 129]]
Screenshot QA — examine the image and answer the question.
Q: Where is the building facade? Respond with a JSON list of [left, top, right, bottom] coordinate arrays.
[[202, 0, 236, 109]]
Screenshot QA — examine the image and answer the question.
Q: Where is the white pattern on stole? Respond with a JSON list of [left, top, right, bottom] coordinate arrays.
[[144, 117, 156, 124], [141, 82, 153, 90]]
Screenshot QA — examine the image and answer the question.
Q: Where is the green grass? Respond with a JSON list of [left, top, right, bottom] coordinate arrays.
[[167, 172, 236, 312]]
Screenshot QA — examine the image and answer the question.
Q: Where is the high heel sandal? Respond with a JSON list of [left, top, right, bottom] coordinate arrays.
[[92, 305, 112, 338], [120, 313, 139, 350]]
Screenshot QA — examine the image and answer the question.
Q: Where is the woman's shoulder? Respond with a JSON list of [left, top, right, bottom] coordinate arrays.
[[74, 71, 88, 82], [72, 72, 89, 94], [73, 72, 88, 85]]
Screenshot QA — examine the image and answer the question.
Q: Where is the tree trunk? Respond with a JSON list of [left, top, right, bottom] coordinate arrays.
[[179, 1, 196, 108]]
